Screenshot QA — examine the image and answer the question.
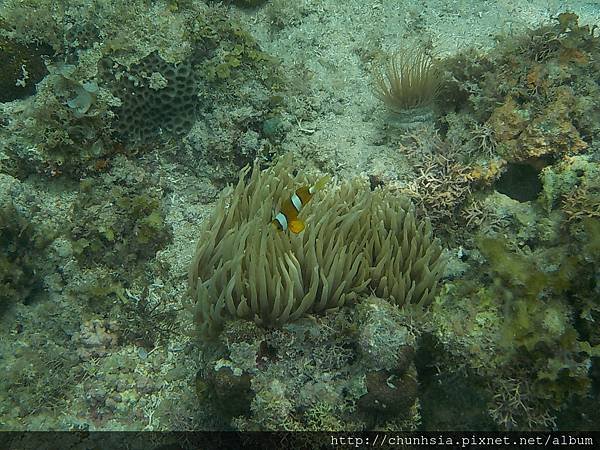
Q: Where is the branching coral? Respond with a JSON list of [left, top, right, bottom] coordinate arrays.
[[488, 377, 556, 430], [400, 149, 474, 229], [188, 156, 446, 337], [562, 183, 600, 222]]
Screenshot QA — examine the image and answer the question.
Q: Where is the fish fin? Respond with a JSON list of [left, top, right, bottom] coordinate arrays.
[[288, 219, 305, 234]]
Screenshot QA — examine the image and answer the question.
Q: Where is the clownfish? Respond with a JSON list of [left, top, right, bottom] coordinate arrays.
[[271, 175, 331, 233]]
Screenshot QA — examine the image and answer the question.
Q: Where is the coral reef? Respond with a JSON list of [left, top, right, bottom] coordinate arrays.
[[1, 0, 284, 178], [428, 189, 600, 429], [2, 0, 600, 434], [69, 156, 172, 272], [223, 0, 269, 7], [540, 155, 600, 221], [0, 174, 54, 315], [73, 319, 120, 361], [414, 12, 600, 431], [441, 12, 599, 166], [196, 296, 421, 431], [478, 231, 598, 416], [0, 0, 287, 432], [0, 30, 51, 102], [188, 156, 446, 337]]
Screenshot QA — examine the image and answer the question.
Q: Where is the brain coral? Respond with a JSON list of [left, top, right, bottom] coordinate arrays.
[[188, 156, 446, 337], [101, 51, 200, 143]]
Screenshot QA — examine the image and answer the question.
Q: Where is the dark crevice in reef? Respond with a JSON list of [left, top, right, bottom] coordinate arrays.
[[494, 162, 543, 202]]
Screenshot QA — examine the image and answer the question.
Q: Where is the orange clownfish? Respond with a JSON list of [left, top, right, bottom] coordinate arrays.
[[271, 175, 331, 233]]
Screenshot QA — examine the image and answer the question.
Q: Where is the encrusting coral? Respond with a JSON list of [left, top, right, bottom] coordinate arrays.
[[188, 156, 446, 337]]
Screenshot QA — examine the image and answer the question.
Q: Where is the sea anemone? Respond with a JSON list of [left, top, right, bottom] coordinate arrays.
[[188, 156, 446, 338], [373, 48, 441, 115]]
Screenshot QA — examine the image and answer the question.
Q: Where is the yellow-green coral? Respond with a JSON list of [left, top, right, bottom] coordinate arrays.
[[477, 234, 599, 410]]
